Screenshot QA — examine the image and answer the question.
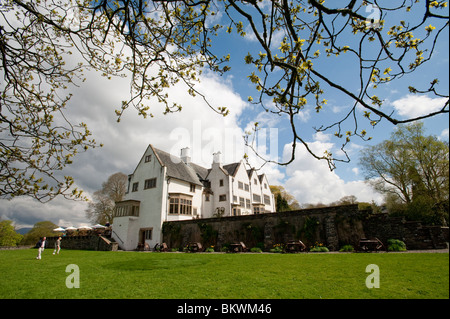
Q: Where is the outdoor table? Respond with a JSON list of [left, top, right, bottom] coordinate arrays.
[[285, 240, 306, 252], [229, 243, 243, 253], [188, 242, 202, 252], [359, 238, 384, 252]]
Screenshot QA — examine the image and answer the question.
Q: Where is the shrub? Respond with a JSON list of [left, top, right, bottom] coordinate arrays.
[[387, 239, 407, 251], [339, 245, 354, 252], [309, 242, 329, 252], [220, 243, 230, 253], [250, 247, 262, 253], [205, 246, 215, 252], [269, 244, 284, 253]]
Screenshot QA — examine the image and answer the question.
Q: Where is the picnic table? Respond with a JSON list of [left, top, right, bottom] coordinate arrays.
[[188, 242, 203, 252], [229, 242, 248, 253], [285, 240, 306, 253], [359, 238, 385, 252]]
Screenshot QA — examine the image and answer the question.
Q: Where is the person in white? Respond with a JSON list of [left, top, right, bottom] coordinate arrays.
[[53, 237, 62, 255], [36, 237, 47, 260]]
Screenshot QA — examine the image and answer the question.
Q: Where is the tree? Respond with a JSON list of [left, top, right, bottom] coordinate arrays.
[[85, 172, 127, 224], [1, 1, 448, 201], [270, 185, 300, 211], [21, 220, 58, 245], [359, 122, 449, 225], [0, 220, 23, 246]]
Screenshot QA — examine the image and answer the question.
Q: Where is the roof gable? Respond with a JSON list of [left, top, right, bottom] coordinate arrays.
[[152, 146, 207, 186], [223, 162, 241, 177]]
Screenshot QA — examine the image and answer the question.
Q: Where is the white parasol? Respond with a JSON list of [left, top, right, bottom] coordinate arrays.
[[78, 226, 93, 230]]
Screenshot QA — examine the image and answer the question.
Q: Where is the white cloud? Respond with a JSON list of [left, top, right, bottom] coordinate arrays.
[[282, 141, 383, 205], [392, 94, 447, 118], [1, 195, 89, 228], [313, 131, 331, 143], [440, 128, 449, 141]]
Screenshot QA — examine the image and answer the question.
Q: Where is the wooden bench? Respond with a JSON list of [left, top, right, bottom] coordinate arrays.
[[285, 240, 306, 253], [188, 242, 203, 252], [229, 242, 248, 253], [359, 238, 385, 252]]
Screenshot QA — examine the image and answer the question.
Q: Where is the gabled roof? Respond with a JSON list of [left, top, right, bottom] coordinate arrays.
[[223, 162, 241, 177], [205, 161, 243, 180], [150, 145, 207, 186]]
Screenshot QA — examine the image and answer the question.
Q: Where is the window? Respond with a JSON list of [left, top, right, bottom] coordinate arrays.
[[254, 205, 265, 214], [253, 194, 261, 203], [239, 197, 245, 208], [114, 201, 140, 217], [264, 183, 268, 189], [169, 198, 179, 214], [246, 199, 251, 209], [145, 155, 152, 162], [254, 178, 258, 184], [219, 194, 226, 202], [169, 194, 193, 215], [132, 182, 139, 192], [232, 208, 241, 216], [233, 195, 237, 203], [144, 229, 152, 240], [244, 184, 249, 192], [205, 194, 210, 202], [264, 195, 271, 205], [190, 184, 196, 193], [144, 178, 157, 189], [180, 198, 192, 214], [238, 181, 243, 190], [219, 179, 224, 187]]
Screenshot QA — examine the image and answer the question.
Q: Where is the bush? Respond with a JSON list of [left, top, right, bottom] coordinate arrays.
[[250, 247, 262, 253], [309, 242, 329, 252], [269, 244, 284, 253], [387, 239, 407, 251], [205, 246, 215, 252], [339, 245, 354, 252]]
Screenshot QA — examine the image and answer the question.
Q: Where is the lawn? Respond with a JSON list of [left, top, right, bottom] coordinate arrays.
[[0, 249, 448, 299]]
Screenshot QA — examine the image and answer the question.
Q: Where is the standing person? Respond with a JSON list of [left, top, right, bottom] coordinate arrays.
[[36, 237, 47, 260], [53, 237, 62, 255]]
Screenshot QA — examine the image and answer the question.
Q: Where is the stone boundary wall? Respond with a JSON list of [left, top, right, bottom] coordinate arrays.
[[45, 235, 118, 251], [162, 204, 449, 251]]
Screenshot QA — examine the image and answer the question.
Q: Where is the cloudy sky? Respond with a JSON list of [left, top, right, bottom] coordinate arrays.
[[1, 2, 448, 229]]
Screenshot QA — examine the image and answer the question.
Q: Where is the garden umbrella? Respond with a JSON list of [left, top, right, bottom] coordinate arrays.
[[78, 226, 93, 230], [53, 227, 66, 232]]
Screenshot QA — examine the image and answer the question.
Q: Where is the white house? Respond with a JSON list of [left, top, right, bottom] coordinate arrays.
[[112, 144, 276, 250]]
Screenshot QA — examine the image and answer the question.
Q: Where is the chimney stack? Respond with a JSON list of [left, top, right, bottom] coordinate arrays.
[[212, 151, 222, 168], [180, 147, 191, 164]]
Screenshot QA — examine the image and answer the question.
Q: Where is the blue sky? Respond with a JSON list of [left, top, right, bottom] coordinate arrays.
[[1, 1, 448, 228]]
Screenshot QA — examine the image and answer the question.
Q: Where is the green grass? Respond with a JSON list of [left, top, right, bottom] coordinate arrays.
[[0, 249, 448, 299]]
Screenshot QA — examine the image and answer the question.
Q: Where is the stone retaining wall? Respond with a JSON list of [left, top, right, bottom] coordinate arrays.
[[162, 204, 448, 251], [45, 235, 118, 251]]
